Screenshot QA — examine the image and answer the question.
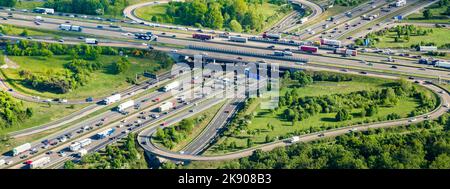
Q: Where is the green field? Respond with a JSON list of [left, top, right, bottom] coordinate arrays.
[[2, 55, 168, 99], [374, 27, 450, 49], [135, 4, 168, 22], [205, 76, 427, 155], [13, 1, 45, 10], [406, 2, 450, 24]]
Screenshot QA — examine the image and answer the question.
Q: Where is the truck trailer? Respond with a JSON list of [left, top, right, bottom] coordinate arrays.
[[117, 100, 134, 113], [262, 32, 281, 40], [321, 38, 341, 47], [96, 128, 116, 139], [103, 94, 121, 104], [435, 61, 450, 69], [299, 45, 318, 53], [29, 157, 50, 169], [12, 143, 31, 156], [193, 33, 214, 40], [229, 36, 248, 43], [85, 38, 98, 44], [162, 81, 180, 92]]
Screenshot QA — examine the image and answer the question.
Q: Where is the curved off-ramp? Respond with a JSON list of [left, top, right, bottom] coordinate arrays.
[[138, 78, 450, 161]]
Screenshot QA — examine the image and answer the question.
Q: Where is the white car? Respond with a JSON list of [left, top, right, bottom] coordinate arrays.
[[170, 49, 178, 53]]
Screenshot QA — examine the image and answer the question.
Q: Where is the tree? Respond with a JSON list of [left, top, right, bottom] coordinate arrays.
[[64, 161, 76, 169], [247, 138, 254, 148], [113, 57, 131, 74], [20, 29, 28, 37], [0, 0, 16, 7], [205, 3, 224, 29], [429, 154, 450, 169], [423, 9, 433, 19], [160, 161, 177, 169], [229, 20, 243, 32]]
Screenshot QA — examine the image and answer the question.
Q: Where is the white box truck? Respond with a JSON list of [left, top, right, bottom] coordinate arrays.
[[79, 138, 92, 147], [59, 24, 72, 31], [162, 81, 180, 92], [85, 38, 98, 44], [12, 143, 31, 156], [104, 94, 121, 104], [29, 156, 50, 169], [117, 100, 134, 112], [229, 36, 248, 43], [69, 142, 82, 152], [158, 102, 174, 112], [70, 25, 82, 32]]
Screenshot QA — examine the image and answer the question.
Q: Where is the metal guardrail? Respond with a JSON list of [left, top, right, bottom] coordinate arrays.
[[186, 45, 309, 63]]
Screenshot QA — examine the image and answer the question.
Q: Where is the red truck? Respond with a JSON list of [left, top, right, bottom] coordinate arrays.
[[193, 33, 214, 40], [299, 45, 318, 53]]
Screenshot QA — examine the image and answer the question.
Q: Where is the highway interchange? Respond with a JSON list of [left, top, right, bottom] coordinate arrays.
[[0, 0, 449, 168]]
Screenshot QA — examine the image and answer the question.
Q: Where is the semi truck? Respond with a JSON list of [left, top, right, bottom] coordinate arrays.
[[162, 81, 180, 92], [158, 102, 174, 112], [229, 36, 248, 43], [435, 61, 450, 69], [33, 8, 54, 14], [117, 100, 134, 113], [59, 24, 82, 32], [85, 38, 98, 44], [262, 32, 281, 40], [274, 51, 285, 56], [299, 45, 318, 53], [12, 143, 31, 156], [334, 48, 358, 56], [321, 38, 341, 47], [29, 156, 50, 169], [103, 94, 121, 104], [193, 33, 214, 40], [96, 128, 116, 139]]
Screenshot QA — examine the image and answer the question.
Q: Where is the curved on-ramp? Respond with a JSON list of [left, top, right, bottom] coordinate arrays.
[[138, 80, 450, 162]]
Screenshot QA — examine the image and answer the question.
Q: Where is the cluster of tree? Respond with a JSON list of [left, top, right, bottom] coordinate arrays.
[[218, 114, 450, 169], [44, 0, 129, 16], [423, 0, 450, 19], [425, 51, 447, 57], [333, 0, 364, 7], [6, 40, 173, 93], [0, 0, 16, 7], [64, 133, 147, 169], [154, 118, 198, 149], [357, 25, 434, 47], [113, 57, 131, 74], [284, 70, 353, 84], [0, 91, 33, 130], [159, 0, 291, 32]]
